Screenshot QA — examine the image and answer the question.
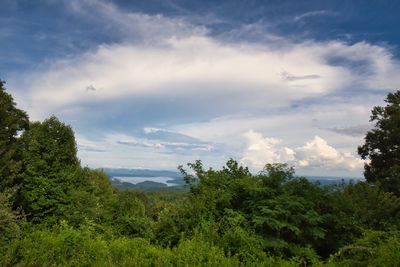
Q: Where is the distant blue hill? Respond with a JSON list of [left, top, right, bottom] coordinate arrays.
[[102, 168, 364, 189], [102, 168, 185, 189], [304, 176, 363, 186], [102, 168, 182, 178]]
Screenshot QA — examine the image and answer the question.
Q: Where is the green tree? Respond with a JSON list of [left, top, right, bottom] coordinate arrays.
[[20, 116, 81, 223], [329, 230, 400, 266], [358, 90, 400, 194], [0, 80, 29, 192], [178, 160, 327, 260], [110, 190, 154, 239]]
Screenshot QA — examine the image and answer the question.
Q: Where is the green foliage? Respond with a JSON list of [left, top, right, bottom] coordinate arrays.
[[329, 230, 400, 267], [0, 80, 29, 192], [1, 221, 108, 267], [110, 190, 154, 238], [21, 116, 79, 173], [339, 182, 400, 229], [16, 117, 118, 227], [260, 163, 295, 188], [313, 181, 400, 259], [178, 161, 328, 260], [171, 237, 240, 266], [218, 210, 265, 262], [19, 116, 82, 223], [0, 221, 250, 267], [0, 191, 22, 255], [60, 169, 116, 228], [358, 90, 400, 194]]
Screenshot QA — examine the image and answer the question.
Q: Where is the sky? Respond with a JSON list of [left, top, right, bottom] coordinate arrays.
[[1, 0, 400, 176]]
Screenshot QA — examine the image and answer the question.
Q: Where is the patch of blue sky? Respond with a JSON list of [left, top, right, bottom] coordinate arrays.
[[2, 0, 400, 75]]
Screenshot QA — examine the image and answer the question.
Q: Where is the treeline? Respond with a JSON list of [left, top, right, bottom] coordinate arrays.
[[1, 80, 400, 266]]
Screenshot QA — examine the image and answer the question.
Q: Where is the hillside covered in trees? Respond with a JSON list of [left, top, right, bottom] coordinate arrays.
[[1, 79, 400, 266]]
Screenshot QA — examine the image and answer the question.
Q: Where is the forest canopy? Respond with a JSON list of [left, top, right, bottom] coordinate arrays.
[[358, 91, 400, 195]]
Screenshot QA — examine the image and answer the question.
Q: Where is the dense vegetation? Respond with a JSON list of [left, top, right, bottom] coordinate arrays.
[[358, 90, 400, 195], [1, 79, 400, 266]]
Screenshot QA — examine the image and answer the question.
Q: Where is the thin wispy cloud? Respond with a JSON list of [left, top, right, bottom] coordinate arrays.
[[66, 0, 208, 42], [293, 10, 336, 22], [281, 71, 321, 81], [322, 125, 373, 137]]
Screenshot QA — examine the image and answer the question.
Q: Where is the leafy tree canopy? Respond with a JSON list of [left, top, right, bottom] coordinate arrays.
[[358, 90, 400, 194], [20, 116, 81, 222], [0, 80, 29, 192]]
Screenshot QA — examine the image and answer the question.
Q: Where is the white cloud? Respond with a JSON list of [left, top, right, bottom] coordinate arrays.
[[175, 96, 376, 145], [18, 36, 399, 122], [295, 136, 364, 171], [143, 127, 168, 134], [113, 134, 166, 149], [79, 130, 216, 158], [240, 131, 364, 173], [240, 130, 295, 169], [76, 131, 218, 169], [12, 1, 399, 123]]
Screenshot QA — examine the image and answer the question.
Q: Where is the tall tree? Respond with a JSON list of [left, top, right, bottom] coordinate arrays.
[[20, 116, 81, 222], [358, 90, 400, 194], [0, 80, 29, 192]]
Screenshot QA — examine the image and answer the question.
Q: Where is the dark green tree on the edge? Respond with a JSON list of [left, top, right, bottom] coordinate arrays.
[[358, 90, 400, 194], [20, 116, 81, 222], [0, 80, 29, 192]]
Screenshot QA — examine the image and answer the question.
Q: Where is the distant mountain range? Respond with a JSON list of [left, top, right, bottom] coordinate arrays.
[[305, 176, 363, 186], [101, 168, 182, 178], [101, 168, 185, 190], [101, 168, 363, 190]]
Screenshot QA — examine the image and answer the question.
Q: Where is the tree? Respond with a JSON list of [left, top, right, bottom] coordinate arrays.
[[358, 90, 400, 194], [0, 80, 29, 192], [20, 116, 81, 222], [21, 116, 79, 172]]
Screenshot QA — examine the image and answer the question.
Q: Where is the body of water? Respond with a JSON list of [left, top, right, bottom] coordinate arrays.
[[113, 176, 178, 187]]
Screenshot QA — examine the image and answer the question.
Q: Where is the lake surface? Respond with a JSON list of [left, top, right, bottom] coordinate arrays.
[[113, 176, 178, 187]]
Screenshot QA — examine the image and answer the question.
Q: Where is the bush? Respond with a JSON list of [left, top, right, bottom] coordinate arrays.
[[329, 230, 400, 267], [0, 192, 22, 255]]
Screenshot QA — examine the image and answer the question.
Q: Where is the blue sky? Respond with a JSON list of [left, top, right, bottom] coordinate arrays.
[[2, 0, 400, 176]]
